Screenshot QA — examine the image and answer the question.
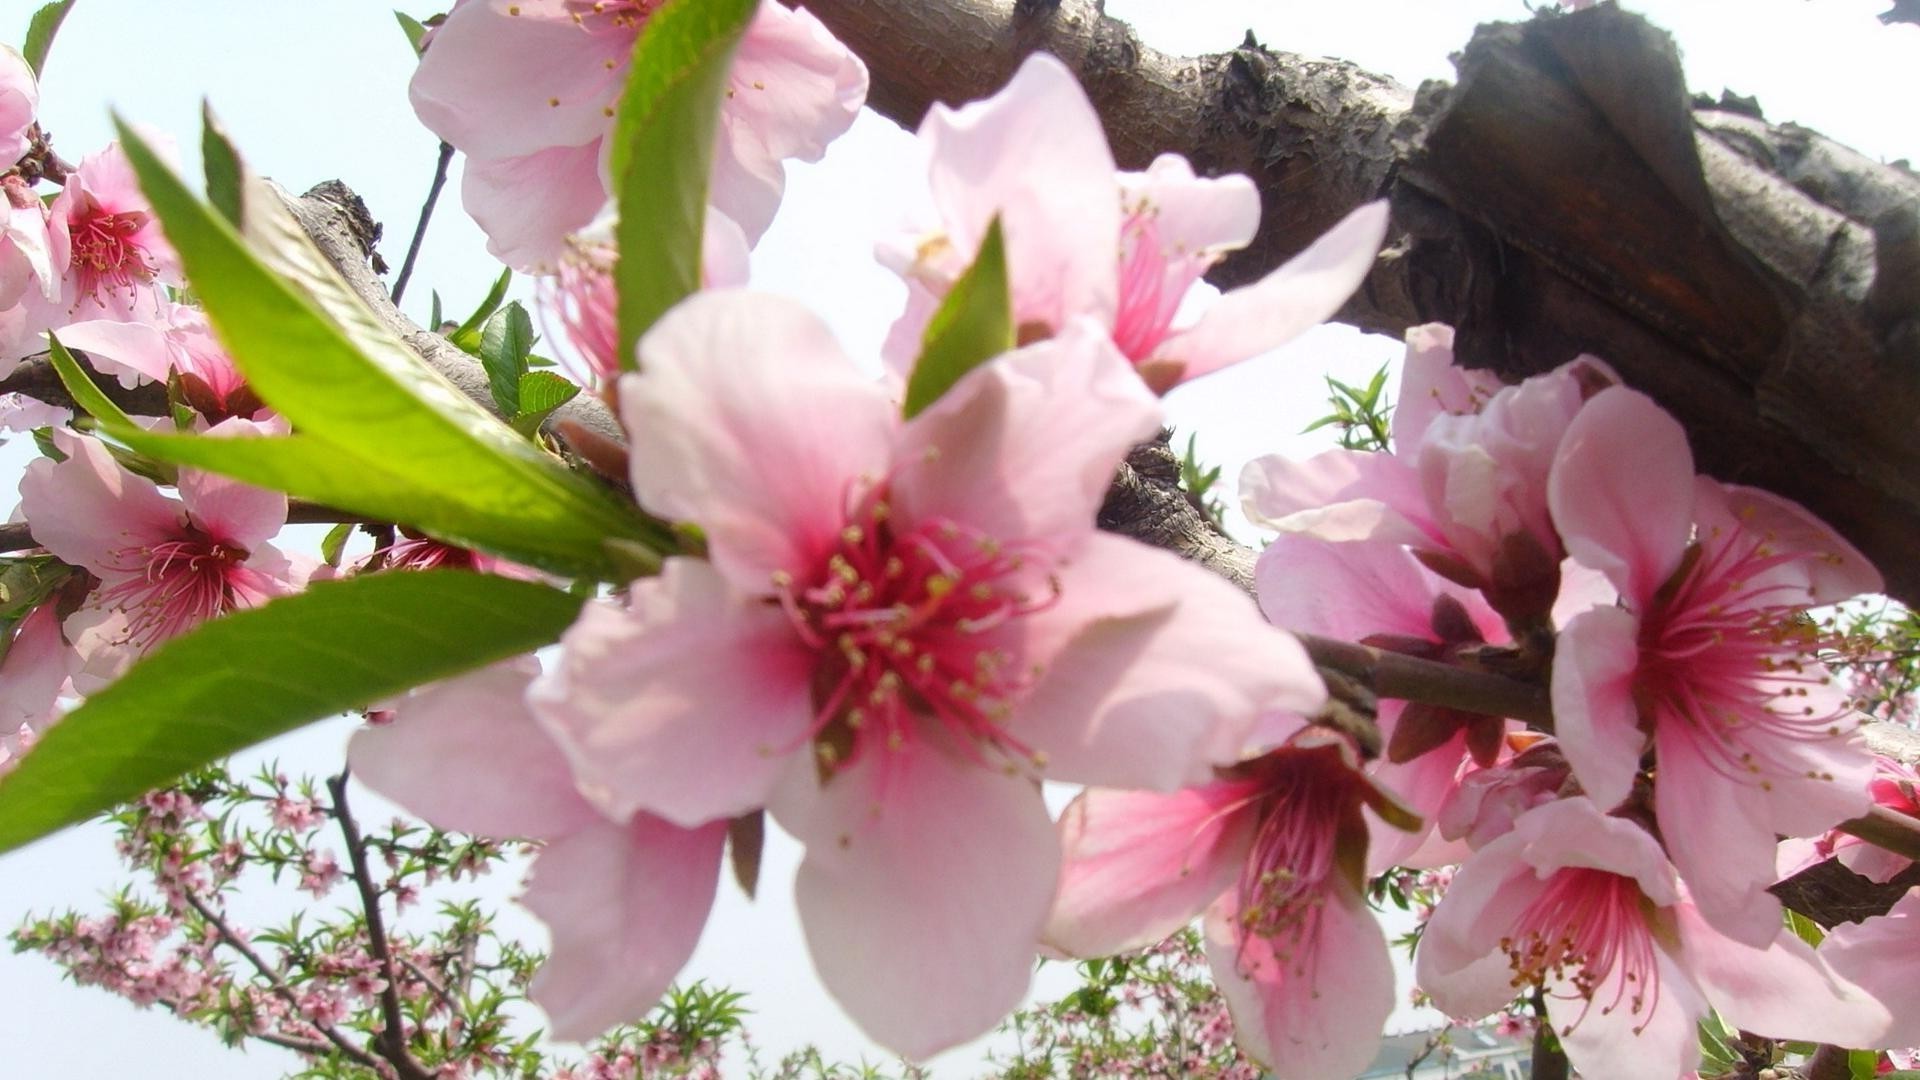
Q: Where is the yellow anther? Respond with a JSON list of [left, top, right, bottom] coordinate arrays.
[[842, 525, 865, 545], [926, 574, 956, 598]]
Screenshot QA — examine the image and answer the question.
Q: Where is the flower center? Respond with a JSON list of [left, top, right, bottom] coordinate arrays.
[[67, 203, 157, 300], [545, 239, 620, 385], [1228, 748, 1363, 977], [560, 0, 661, 31], [1638, 529, 1850, 789], [1502, 867, 1663, 1034], [1111, 207, 1211, 364], [97, 532, 250, 650], [773, 490, 1059, 776]]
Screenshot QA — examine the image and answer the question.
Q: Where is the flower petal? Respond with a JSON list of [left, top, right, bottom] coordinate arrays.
[[1255, 533, 1502, 645], [460, 143, 608, 272], [776, 739, 1059, 1061], [1546, 386, 1694, 607], [1204, 886, 1393, 1080], [1153, 200, 1388, 384], [19, 429, 182, 575], [621, 290, 896, 590], [530, 559, 816, 828], [1045, 783, 1258, 958], [1239, 447, 1430, 546], [1651, 735, 1785, 948], [1550, 948, 1706, 1080], [1550, 606, 1648, 812], [893, 320, 1161, 550], [1820, 891, 1920, 1047], [348, 659, 601, 840], [525, 814, 727, 1042], [1014, 535, 1325, 789], [1675, 903, 1890, 1047]]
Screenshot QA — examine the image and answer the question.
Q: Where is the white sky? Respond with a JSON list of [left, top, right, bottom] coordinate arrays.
[[0, 0, 1913, 1077]]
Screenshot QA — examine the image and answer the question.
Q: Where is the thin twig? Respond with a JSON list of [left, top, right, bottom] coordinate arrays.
[[1529, 991, 1570, 1080], [1296, 632, 1554, 726], [329, 772, 434, 1080], [182, 890, 390, 1074], [1836, 804, 1920, 862], [400, 955, 463, 1020], [389, 141, 453, 307], [1803, 1044, 1854, 1080]]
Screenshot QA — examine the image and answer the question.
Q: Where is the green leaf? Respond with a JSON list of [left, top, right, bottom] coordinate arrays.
[[479, 301, 535, 416], [30, 425, 64, 461], [394, 10, 429, 55], [319, 523, 355, 568], [510, 370, 582, 438], [0, 557, 70, 619], [609, 0, 759, 368], [20, 0, 76, 77], [0, 571, 585, 854], [200, 105, 244, 225], [1852, 1050, 1885, 1080], [1696, 1014, 1739, 1072], [448, 268, 512, 353], [1785, 907, 1826, 948], [901, 217, 1013, 418], [103, 121, 666, 578]]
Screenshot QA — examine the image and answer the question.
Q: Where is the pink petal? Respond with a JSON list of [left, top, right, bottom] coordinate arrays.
[[1204, 886, 1393, 1079], [1392, 322, 1501, 454], [1549, 606, 1648, 812], [54, 319, 177, 387], [1695, 479, 1883, 604], [774, 739, 1060, 1061], [525, 814, 727, 1042], [1546, 386, 1694, 607], [1674, 902, 1891, 1047], [1014, 535, 1325, 790], [1821, 891, 1920, 1047], [1511, 796, 1678, 904], [529, 559, 817, 828], [409, 0, 627, 160], [19, 429, 182, 575], [460, 143, 608, 272], [0, 605, 73, 735], [1045, 783, 1258, 958], [1238, 447, 1431, 546], [893, 319, 1161, 551], [1120, 154, 1260, 254], [1414, 844, 1549, 1019], [0, 46, 36, 165], [1154, 200, 1388, 384], [1651, 737, 1785, 948], [621, 290, 895, 590], [178, 419, 289, 550], [1255, 533, 1501, 645], [1550, 947, 1706, 1080], [1365, 725, 1467, 872], [348, 659, 602, 840], [916, 52, 1120, 334], [711, 1, 867, 242]]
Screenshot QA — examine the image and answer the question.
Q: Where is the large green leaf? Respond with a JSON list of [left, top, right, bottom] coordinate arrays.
[[103, 120, 662, 578], [902, 217, 1014, 418], [0, 571, 585, 854], [50, 340, 644, 575], [609, 0, 758, 369]]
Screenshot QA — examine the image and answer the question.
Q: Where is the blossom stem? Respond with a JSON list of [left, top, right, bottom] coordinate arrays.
[[389, 140, 454, 307], [1529, 991, 1570, 1080], [328, 772, 434, 1080], [1296, 631, 1553, 726]]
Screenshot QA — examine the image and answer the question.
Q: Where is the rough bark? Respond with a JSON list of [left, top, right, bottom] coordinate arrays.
[[805, 0, 1920, 607]]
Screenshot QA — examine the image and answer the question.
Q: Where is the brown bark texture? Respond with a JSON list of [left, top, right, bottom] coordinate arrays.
[[802, 0, 1920, 607]]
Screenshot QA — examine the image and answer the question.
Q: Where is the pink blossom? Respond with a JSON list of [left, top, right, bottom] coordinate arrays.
[[18, 425, 306, 687], [529, 290, 1324, 1057], [350, 659, 726, 1042], [410, 0, 866, 270], [1242, 331, 1612, 619], [47, 141, 179, 317], [1416, 798, 1888, 1079], [1, 172, 58, 317], [1779, 755, 1918, 885], [268, 795, 325, 833], [0, 604, 74, 774], [298, 850, 342, 897], [880, 53, 1387, 393], [1546, 385, 1880, 944], [1434, 740, 1570, 850], [1045, 730, 1410, 1079]]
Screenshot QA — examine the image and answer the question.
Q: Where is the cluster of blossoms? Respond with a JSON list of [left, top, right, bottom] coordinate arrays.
[[5, 4, 1920, 1080]]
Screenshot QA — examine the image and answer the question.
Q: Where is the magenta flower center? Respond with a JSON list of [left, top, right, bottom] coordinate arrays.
[[773, 491, 1058, 775], [67, 203, 157, 300], [1637, 530, 1847, 789], [545, 242, 619, 385], [560, 0, 663, 31], [1502, 867, 1663, 1034], [1111, 210, 1210, 363], [1227, 748, 1364, 977], [98, 530, 251, 650]]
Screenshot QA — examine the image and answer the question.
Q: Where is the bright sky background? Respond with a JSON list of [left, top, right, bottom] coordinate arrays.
[[0, 0, 1913, 1077]]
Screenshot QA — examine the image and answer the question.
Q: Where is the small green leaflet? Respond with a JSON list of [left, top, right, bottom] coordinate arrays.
[[479, 301, 536, 416], [448, 268, 513, 353], [0, 571, 586, 855], [20, 0, 76, 76], [609, 0, 759, 369], [0, 556, 71, 620], [395, 10, 430, 55], [510, 371, 582, 438], [901, 217, 1014, 418]]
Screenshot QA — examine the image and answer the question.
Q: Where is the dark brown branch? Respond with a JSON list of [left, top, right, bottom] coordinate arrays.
[[807, 0, 1920, 608], [1529, 991, 1570, 1080], [389, 141, 453, 306], [328, 772, 432, 1080], [0, 348, 170, 415], [1297, 632, 1551, 727]]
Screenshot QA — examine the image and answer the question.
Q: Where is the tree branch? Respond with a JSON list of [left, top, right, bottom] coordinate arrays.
[[807, 0, 1920, 608], [328, 772, 432, 1080]]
